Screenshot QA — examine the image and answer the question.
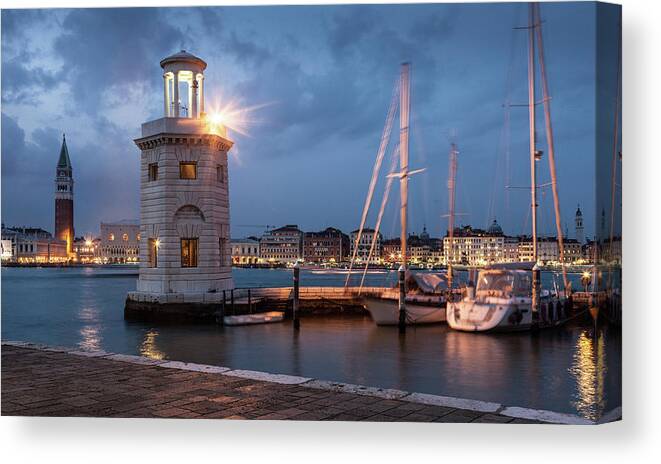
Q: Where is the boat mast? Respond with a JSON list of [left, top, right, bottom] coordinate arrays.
[[533, 2, 570, 294], [399, 63, 411, 268], [447, 142, 458, 289], [527, 3, 538, 265]]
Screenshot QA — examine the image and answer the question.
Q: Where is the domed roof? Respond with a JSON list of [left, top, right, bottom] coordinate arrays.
[[487, 219, 503, 235], [160, 50, 207, 70]]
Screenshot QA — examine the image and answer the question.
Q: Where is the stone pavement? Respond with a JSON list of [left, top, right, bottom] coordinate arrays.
[[1, 344, 543, 423]]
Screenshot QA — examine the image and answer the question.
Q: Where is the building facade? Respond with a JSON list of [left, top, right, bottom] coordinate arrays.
[[443, 221, 505, 266], [302, 227, 349, 263], [231, 238, 260, 265], [349, 228, 382, 265], [54, 134, 74, 256], [1, 226, 67, 263], [73, 237, 101, 263], [100, 221, 140, 263], [133, 50, 234, 296], [260, 225, 303, 264]]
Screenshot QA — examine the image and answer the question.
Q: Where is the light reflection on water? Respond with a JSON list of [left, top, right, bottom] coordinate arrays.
[[569, 330, 607, 421], [1, 266, 621, 419]]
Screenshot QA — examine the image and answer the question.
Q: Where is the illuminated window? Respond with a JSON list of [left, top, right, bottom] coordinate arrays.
[[109, 234, 115, 241], [137, 233, 141, 241], [148, 163, 158, 181], [148, 238, 158, 268], [122, 233, 129, 241], [181, 238, 198, 267], [179, 162, 197, 180]]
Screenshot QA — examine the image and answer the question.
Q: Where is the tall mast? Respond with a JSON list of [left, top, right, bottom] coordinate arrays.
[[447, 143, 458, 288], [399, 63, 411, 267], [534, 2, 570, 293], [527, 3, 538, 264]]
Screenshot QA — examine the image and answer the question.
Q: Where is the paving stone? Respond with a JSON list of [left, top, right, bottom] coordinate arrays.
[[2, 345, 545, 424]]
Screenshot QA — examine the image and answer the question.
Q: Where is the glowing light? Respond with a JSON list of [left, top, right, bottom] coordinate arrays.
[[155, 239, 161, 248], [205, 94, 275, 138]]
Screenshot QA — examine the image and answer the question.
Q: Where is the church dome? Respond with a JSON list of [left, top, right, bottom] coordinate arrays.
[[487, 219, 503, 235]]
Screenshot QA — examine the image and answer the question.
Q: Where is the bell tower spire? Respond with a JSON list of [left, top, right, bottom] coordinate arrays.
[[54, 133, 74, 256]]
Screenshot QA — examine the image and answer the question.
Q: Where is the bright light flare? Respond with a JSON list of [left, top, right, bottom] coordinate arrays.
[[205, 94, 276, 138]]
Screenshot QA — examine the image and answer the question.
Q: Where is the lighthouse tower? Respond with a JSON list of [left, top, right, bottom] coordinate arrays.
[[54, 134, 74, 255], [575, 204, 584, 244], [128, 51, 234, 310]]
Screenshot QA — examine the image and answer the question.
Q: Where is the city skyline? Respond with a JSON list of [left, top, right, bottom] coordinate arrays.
[[1, 4, 620, 239]]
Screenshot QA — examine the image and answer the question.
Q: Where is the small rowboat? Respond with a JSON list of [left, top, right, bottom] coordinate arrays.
[[223, 311, 285, 326]]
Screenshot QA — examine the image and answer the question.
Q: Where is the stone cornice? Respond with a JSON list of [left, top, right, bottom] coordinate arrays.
[[134, 133, 233, 152]]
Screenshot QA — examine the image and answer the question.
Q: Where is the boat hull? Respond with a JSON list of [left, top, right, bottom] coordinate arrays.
[[446, 297, 568, 332], [223, 311, 285, 326], [364, 296, 446, 325]]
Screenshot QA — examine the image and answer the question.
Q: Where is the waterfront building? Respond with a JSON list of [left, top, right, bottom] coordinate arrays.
[[0, 226, 67, 263], [503, 236, 520, 263], [131, 50, 234, 297], [73, 237, 101, 263], [100, 221, 140, 263], [518, 236, 583, 264], [1, 239, 12, 260], [575, 205, 585, 244], [259, 225, 303, 264], [349, 228, 383, 265], [54, 134, 75, 256], [443, 221, 505, 266], [302, 227, 349, 264], [382, 228, 443, 265], [231, 237, 260, 265]]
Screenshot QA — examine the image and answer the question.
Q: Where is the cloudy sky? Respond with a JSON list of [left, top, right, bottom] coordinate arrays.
[[1, 2, 620, 240]]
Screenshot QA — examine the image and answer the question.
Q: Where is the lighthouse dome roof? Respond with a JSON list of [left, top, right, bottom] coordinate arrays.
[[160, 50, 207, 71]]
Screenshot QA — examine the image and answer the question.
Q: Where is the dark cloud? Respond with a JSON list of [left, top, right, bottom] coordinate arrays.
[[1, 3, 614, 238]]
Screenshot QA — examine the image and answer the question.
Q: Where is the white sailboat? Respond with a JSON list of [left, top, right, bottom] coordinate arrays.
[[362, 63, 448, 326], [447, 3, 571, 333]]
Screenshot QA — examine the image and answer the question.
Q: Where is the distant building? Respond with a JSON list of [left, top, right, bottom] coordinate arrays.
[[349, 228, 382, 264], [100, 220, 140, 263], [231, 237, 260, 265], [382, 227, 443, 265], [444, 220, 505, 266], [303, 227, 349, 263], [54, 134, 75, 256], [575, 204, 584, 244], [73, 237, 101, 263], [259, 225, 303, 264], [503, 236, 520, 263], [0, 225, 67, 263], [518, 236, 583, 264]]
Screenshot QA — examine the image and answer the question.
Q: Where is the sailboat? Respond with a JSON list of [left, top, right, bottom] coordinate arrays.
[[361, 63, 448, 326], [446, 3, 571, 332]]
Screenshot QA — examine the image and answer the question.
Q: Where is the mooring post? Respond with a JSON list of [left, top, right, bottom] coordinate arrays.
[[219, 290, 226, 326], [532, 263, 541, 331], [398, 265, 406, 333], [231, 289, 235, 315], [293, 262, 300, 330]]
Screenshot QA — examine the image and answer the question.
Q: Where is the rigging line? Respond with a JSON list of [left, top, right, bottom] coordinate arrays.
[[534, 2, 570, 291], [359, 143, 400, 293], [609, 11, 622, 258], [345, 78, 399, 289]]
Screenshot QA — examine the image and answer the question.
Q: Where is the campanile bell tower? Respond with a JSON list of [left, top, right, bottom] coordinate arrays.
[[55, 134, 74, 255], [127, 51, 234, 313]]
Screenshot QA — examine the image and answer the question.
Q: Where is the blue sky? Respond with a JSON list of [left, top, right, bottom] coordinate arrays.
[[1, 2, 620, 240]]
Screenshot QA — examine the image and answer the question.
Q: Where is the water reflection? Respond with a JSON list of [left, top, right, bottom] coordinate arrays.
[[140, 329, 165, 360], [2, 267, 621, 418], [569, 330, 607, 421]]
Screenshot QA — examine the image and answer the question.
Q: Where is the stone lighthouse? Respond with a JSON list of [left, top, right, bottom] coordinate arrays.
[[126, 51, 234, 318]]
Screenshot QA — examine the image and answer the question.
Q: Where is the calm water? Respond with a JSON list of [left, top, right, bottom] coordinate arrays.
[[1, 266, 621, 420]]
